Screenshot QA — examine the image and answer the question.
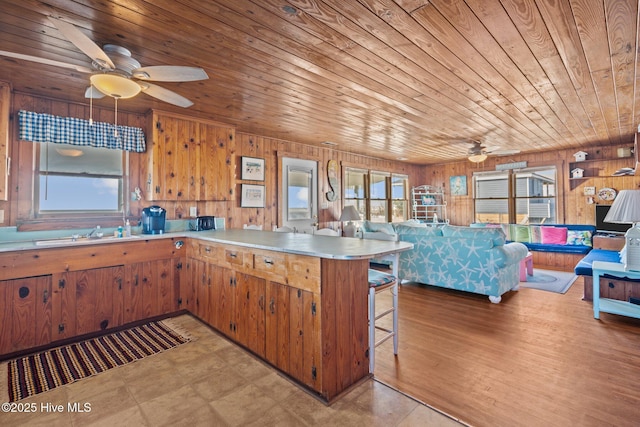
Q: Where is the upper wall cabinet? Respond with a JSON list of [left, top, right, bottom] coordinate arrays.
[[0, 81, 10, 201], [145, 111, 236, 201]]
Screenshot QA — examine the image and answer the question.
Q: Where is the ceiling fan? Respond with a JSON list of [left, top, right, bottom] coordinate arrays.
[[466, 140, 521, 163], [0, 16, 208, 107]]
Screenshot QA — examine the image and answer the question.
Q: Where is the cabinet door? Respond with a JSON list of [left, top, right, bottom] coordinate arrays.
[[96, 265, 124, 331], [156, 258, 176, 315], [235, 273, 265, 357], [148, 113, 191, 201], [146, 112, 235, 202], [192, 258, 209, 322], [265, 281, 319, 389], [181, 259, 197, 313], [141, 261, 157, 318], [75, 269, 97, 335], [0, 275, 52, 354], [217, 268, 236, 338], [51, 272, 77, 340], [124, 263, 144, 324], [265, 280, 290, 371], [198, 121, 236, 201], [76, 266, 123, 335]]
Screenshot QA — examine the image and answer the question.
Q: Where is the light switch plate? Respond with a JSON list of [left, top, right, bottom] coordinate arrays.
[[189, 206, 197, 217]]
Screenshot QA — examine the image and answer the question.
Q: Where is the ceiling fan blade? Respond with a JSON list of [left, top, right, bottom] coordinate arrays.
[[0, 50, 93, 73], [49, 16, 115, 70], [139, 82, 194, 107], [84, 86, 105, 99], [133, 66, 209, 82]]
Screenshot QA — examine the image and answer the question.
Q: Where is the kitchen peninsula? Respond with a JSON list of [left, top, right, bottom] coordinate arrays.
[[0, 229, 412, 403]]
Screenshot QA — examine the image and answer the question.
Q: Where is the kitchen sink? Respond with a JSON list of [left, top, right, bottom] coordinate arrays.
[[34, 235, 141, 246]]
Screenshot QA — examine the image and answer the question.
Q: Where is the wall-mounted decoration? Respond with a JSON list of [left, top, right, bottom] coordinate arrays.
[[241, 156, 265, 181], [450, 175, 467, 196], [598, 187, 617, 201], [326, 159, 339, 201], [584, 186, 596, 196], [241, 184, 265, 208]]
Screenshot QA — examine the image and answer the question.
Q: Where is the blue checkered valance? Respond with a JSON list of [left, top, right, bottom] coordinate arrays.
[[18, 110, 146, 153]]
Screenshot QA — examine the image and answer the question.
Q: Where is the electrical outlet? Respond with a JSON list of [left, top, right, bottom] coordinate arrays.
[[189, 206, 197, 217]]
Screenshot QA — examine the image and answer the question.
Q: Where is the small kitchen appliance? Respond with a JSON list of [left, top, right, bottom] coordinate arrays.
[[141, 205, 166, 234], [190, 215, 217, 231]]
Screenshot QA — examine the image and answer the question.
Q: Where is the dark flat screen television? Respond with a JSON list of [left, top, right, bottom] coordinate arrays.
[[595, 204, 632, 234]]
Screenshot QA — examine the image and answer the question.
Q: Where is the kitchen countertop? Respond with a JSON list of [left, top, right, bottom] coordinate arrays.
[[0, 229, 413, 260]]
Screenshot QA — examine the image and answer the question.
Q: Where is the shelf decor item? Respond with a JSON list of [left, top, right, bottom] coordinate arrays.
[[604, 190, 640, 271], [571, 168, 584, 179], [573, 151, 588, 162], [241, 156, 265, 181]]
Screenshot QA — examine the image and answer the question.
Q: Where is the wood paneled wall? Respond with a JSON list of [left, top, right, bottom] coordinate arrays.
[[5, 92, 425, 231], [425, 146, 640, 226]]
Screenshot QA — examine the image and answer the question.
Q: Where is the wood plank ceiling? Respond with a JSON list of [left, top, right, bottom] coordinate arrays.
[[1, 0, 639, 164]]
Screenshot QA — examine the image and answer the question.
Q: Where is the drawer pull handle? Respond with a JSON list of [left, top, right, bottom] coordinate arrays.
[[229, 252, 237, 258], [264, 258, 274, 265], [204, 247, 211, 253]]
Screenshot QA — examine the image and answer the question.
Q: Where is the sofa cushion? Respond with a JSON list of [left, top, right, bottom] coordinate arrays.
[[523, 242, 591, 254], [362, 220, 396, 235], [529, 225, 542, 243], [441, 225, 505, 246], [541, 226, 568, 244], [512, 225, 530, 243], [566, 229, 593, 247], [395, 224, 443, 236], [574, 249, 623, 276]]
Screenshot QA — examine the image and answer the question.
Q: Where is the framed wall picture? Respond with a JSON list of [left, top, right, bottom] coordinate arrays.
[[241, 156, 265, 181], [241, 184, 265, 208], [450, 175, 467, 196]]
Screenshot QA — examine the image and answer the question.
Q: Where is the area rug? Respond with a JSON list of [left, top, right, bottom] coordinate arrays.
[[521, 269, 578, 294], [1, 319, 191, 402]]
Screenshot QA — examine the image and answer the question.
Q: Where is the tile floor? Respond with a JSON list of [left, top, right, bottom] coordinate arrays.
[[1, 314, 464, 426]]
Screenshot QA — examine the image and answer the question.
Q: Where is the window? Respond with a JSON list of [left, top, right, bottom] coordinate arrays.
[[369, 171, 389, 222], [37, 143, 124, 214], [473, 167, 556, 224], [344, 167, 367, 219], [344, 167, 409, 222]]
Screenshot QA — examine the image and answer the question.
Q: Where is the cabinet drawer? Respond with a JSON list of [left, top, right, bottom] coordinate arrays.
[[198, 243, 220, 260], [287, 254, 321, 294], [253, 251, 287, 281], [224, 248, 247, 266]]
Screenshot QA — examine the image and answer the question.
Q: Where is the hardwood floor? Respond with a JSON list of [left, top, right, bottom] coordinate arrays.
[[373, 275, 640, 427]]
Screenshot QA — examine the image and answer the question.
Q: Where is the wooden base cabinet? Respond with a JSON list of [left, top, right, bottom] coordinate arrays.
[[186, 239, 370, 402], [1, 239, 186, 359]]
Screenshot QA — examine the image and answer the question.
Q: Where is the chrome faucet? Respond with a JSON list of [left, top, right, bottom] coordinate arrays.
[[86, 225, 103, 239]]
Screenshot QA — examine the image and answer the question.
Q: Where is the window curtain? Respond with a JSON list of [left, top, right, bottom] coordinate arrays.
[[18, 110, 146, 153]]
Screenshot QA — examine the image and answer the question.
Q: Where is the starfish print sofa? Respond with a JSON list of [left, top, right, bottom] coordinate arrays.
[[395, 224, 528, 303]]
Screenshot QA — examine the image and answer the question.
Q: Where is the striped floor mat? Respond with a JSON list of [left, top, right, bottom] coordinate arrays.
[[4, 319, 191, 402]]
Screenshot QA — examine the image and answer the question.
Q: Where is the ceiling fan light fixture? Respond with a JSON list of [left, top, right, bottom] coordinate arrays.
[[90, 74, 141, 99], [468, 153, 488, 163]]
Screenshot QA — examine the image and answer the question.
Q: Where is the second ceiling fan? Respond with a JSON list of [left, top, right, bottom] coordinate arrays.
[[0, 16, 208, 107]]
